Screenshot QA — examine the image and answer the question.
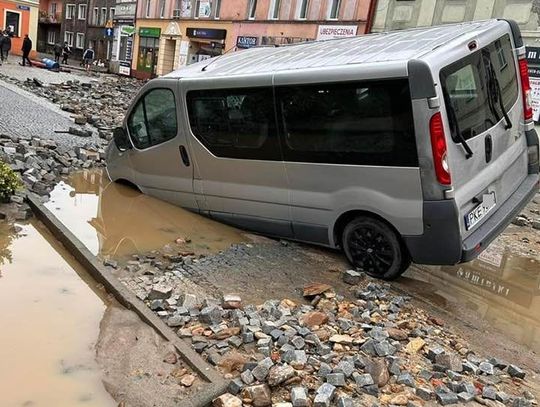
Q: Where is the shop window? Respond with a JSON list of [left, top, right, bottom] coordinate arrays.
[[78, 4, 87, 19], [215, 0, 221, 18], [64, 31, 74, 47], [187, 87, 280, 160], [65, 4, 75, 19], [327, 0, 340, 19], [248, 0, 257, 19], [47, 30, 56, 45], [276, 80, 418, 166], [76, 33, 85, 49], [296, 0, 308, 19], [269, 0, 281, 19], [128, 89, 178, 150], [5, 11, 20, 36]]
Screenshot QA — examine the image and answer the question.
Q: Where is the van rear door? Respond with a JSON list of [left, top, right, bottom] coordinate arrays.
[[440, 33, 528, 238]]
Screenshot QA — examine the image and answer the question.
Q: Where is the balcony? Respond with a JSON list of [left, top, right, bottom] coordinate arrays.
[[39, 11, 62, 24]]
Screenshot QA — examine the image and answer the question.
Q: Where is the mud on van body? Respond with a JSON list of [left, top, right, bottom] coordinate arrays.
[[107, 19, 539, 280]]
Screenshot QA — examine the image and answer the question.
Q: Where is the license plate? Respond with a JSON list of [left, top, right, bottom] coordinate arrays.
[[465, 192, 496, 231]]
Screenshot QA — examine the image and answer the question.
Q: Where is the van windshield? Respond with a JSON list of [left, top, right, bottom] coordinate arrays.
[[440, 34, 518, 142]]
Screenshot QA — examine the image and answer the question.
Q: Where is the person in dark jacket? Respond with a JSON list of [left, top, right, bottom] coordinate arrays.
[[0, 31, 11, 62], [62, 41, 71, 64], [20, 34, 32, 67], [53, 42, 63, 62]]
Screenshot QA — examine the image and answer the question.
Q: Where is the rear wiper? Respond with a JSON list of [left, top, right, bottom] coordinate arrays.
[[444, 94, 474, 159], [483, 52, 512, 130]]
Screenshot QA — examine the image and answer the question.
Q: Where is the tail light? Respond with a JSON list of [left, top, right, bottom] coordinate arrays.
[[518, 57, 533, 122], [430, 112, 452, 185]]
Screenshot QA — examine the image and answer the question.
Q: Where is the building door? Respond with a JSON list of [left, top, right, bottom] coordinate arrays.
[[137, 36, 159, 75], [162, 39, 176, 74]]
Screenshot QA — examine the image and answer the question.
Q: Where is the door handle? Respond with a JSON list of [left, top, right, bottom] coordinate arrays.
[[179, 145, 190, 167], [485, 134, 492, 163]]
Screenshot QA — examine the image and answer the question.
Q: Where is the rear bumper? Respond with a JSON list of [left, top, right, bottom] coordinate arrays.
[[461, 173, 539, 262], [403, 173, 539, 265]]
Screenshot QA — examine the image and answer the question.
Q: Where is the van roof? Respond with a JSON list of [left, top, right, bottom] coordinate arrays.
[[163, 19, 503, 79]]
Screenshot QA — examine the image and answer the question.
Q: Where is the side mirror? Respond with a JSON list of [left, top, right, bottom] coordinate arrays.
[[113, 127, 131, 151]]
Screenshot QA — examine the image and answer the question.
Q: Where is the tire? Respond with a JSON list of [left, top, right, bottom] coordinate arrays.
[[342, 216, 410, 280]]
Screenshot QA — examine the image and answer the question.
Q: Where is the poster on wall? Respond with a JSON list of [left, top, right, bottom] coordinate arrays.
[[178, 40, 190, 67], [526, 46, 540, 122], [181, 0, 192, 17], [198, 0, 211, 17]]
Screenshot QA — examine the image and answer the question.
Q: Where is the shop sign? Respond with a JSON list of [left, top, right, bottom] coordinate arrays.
[[139, 27, 161, 38], [120, 26, 135, 36], [198, 0, 211, 17], [186, 27, 226, 40], [17, 5, 30, 10], [114, 2, 136, 19], [119, 61, 131, 76], [527, 47, 540, 122], [180, 0, 192, 17], [236, 36, 258, 49], [316, 25, 358, 40]]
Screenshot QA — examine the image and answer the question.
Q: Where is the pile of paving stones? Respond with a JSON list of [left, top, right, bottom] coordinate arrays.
[[117, 254, 536, 407], [0, 134, 104, 218]]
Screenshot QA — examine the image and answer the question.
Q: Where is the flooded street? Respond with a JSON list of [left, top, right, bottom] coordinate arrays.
[[45, 169, 245, 260], [0, 221, 115, 407]]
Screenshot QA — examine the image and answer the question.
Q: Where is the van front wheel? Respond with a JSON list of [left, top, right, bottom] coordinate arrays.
[[342, 217, 410, 280]]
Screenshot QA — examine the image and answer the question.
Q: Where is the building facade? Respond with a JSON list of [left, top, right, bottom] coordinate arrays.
[[371, 0, 540, 47], [0, 0, 39, 58], [132, 0, 375, 78], [86, 0, 116, 61], [60, 0, 89, 59], [37, 0, 62, 54], [109, 0, 136, 74]]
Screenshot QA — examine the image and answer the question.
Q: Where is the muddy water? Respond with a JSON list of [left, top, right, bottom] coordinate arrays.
[[402, 242, 540, 353], [45, 169, 245, 260], [0, 221, 115, 407]]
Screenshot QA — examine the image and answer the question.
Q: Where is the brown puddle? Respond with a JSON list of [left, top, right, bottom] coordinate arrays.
[[45, 169, 245, 260], [401, 242, 540, 353], [0, 221, 116, 407]]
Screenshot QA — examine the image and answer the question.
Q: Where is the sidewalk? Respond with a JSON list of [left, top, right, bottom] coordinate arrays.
[[37, 52, 108, 74]]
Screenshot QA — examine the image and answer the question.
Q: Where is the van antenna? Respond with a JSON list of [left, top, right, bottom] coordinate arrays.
[[201, 44, 239, 72]]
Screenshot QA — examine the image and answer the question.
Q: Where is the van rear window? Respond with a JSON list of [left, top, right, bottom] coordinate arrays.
[[440, 34, 518, 142]]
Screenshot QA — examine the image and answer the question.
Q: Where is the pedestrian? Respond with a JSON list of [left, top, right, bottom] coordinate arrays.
[[62, 41, 71, 64], [20, 34, 32, 67], [53, 41, 63, 62], [82, 45, 95, 72], [0, 31, 11, 63]]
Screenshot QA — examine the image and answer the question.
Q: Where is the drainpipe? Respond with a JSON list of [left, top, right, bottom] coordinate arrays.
[[364, 0, 377, 34]]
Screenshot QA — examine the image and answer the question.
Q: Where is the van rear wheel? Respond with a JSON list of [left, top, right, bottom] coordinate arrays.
[[342, 217, 410, 280]]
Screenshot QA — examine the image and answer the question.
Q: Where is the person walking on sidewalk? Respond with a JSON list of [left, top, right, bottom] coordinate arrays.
[[0, 31, 11, 63], [62, 41, 71, 65], [20, 34, 32, 67], [53, 42, 63, 62], [82, 46, 95, 72]]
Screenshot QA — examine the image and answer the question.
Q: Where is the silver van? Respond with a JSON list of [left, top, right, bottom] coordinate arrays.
[[107, 19, 539, 280]]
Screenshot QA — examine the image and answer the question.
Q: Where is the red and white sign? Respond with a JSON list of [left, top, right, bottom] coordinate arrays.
[[316, 25, 358, 41]]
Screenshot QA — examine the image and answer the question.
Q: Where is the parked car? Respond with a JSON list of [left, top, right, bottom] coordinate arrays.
[[106, 19, 539, 280]]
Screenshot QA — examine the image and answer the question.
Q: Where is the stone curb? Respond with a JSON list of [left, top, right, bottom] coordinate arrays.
[[27, 193, 227, 407]]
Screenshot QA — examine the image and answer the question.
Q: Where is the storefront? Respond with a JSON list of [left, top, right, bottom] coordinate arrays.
[[185, 27, 227, 65], [136, 26, 160, 78], [110, 1, 136, 75]]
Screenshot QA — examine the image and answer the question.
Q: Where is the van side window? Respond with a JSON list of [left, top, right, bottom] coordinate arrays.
[[187, 87, 280, 160], [441, 34, 518, 142], [127, 88, 178, 149], [276, 80, 418, 166]]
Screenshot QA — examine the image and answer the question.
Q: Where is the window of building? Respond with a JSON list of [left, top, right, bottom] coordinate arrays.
[[215, 0, 221, 19], [269, 0, 281, 19], [441, 34, 518, 143], [145, 0, 151, 17], [195, 0, 201, 18], [159, 0, 166, 17], [65, 4, 76, 19], [128, 89, 178, 150], [327, 0, 340, 19], [5, 11, 21, 36], [64, 31, 74, 47], [248, 0, 257, 19], [187, 87, 280, 160], [296, 0, 308, 19], [50, 2, 57, 16], [47, 30, 56, 45], [109, 7, 115, 20], [276, 79, 418, 166], [100, 7, 107, 25], [78, 4, 87, 19], [76, 32, 85, 49], [93, 7, 99, 24]]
